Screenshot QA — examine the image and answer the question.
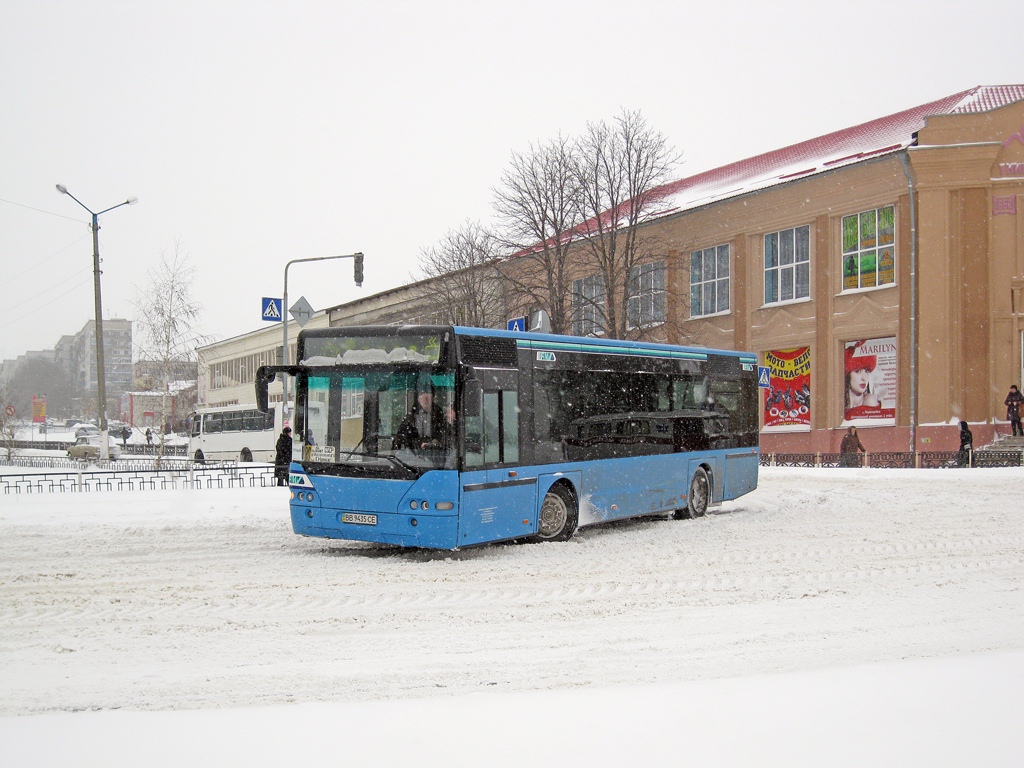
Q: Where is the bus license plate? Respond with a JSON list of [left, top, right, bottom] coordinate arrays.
[[341, 512, 377, 526]]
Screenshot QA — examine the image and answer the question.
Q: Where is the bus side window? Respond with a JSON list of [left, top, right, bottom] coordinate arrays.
[[533, 388, 564, 463]]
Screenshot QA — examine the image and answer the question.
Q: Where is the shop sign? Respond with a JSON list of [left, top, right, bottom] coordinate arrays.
[[763, 347, 811, 430], [993, 196, 1017, 216]]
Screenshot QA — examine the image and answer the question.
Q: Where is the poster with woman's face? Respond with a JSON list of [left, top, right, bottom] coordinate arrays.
[[843, 337, 897, 424], [763, 347, 811, 430]]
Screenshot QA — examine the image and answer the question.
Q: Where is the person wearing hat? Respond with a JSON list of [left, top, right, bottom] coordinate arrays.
[[844, 343, 880, 419], [274, 426, 293, 486]]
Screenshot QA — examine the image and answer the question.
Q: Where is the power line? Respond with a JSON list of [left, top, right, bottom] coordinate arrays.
[[6, 233, 91, 283], [0, 197, 88, 223], [0, 273, 94, 334]]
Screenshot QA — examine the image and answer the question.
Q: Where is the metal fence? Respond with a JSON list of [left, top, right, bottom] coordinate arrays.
[[1, 461, 277, 494], [6, 439, 188, 456], [760, 451, 1023, 469], [3, 449, 1021, 496]]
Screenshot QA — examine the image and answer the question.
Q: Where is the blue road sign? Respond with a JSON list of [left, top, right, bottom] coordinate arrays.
[[757, 366, 772, 388], [262, 297, 283, 322], [507, 316, 527, 332]]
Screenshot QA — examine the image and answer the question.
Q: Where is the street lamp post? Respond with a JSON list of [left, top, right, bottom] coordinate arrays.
[[281, 252, 364, 420], [56, 184, 138, 459]]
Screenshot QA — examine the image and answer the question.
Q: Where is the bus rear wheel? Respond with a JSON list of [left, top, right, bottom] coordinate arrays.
[[675, 467, 710, 519], [240, 448, 252, 462], [194, 450, 205, 464], [536, 483, 578, 542]]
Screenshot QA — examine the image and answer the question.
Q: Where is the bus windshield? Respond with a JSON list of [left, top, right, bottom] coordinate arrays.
[[298, 367, 456, 475]]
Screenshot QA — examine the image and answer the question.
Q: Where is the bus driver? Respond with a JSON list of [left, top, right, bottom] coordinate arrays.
[[393, 391, 451, 451]]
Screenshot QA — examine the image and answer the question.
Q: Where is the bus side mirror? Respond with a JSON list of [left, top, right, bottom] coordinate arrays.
[[255, 367, 275, 413]]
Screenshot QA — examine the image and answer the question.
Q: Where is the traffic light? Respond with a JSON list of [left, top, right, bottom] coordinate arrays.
[[353, 252, 364, 287]]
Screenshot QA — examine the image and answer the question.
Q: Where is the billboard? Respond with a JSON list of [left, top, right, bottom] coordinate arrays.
[[31, 395, 46, 424], [763, 347, 811, 430], [843, 337, 897, 425]]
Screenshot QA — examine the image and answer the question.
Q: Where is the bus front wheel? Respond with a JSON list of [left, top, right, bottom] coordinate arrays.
[[194, 450, 205, 464], [240, 448, 252, 462], [536, 483, 578, 542], [675, 467, 710, 519]]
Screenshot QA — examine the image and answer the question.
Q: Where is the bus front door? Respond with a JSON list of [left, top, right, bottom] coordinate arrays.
[[458, 386, 531, 546]]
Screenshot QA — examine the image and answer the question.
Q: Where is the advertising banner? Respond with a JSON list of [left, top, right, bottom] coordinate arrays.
[[31, 395, 46, 424], [763, 347, 811, 430], [843, 337, 897, 424]]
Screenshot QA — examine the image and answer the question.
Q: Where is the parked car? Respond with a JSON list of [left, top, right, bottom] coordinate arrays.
[[75, 424, 101, 439], [68, 436, 122, 460]]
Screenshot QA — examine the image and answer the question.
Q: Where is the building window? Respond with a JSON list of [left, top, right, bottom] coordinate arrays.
[[627, 261, 666, 329], [764, 225, 811, 304], [842, 205, 895, 291], [572, 274, 605, 336], [690, 244, 730, 317]]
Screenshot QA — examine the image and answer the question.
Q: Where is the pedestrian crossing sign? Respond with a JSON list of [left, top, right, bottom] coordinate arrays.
[[757, 366, 771, 388], [262, 297, 283, 322]]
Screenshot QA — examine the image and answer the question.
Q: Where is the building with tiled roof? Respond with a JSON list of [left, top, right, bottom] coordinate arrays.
[[201, 85, 1024, 456], [642, 84, 1024, 453]]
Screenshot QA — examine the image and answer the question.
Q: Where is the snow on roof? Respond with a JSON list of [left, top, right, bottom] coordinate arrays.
[[648, 85, 1024, 219]]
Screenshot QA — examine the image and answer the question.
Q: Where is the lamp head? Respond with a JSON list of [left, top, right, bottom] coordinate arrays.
[[127, 196, 138, 205], [56, 184, 69, 195]]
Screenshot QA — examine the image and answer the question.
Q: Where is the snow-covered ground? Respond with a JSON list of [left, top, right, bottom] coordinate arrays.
[[1, 467, 1023, 766]]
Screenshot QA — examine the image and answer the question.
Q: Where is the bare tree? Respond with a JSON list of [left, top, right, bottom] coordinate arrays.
[[573, 109, 679, 339], [0, 379, 17, 461], [418, 221, 507, 328], [133, 243, 208, 466], [492, 135, 583, 335]]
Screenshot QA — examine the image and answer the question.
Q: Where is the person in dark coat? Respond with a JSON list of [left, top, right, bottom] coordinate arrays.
[[957, 421, 973, 467], [121, 425, 131, 448], [839, 425, 866, 467], [393, 392, 449, 451], [274, 427, 293, 486], [1005, 385, 1024, 437]]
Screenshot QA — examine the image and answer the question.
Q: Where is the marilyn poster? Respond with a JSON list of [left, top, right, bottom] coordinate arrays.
[[763, 347, 811, 430], [843, 337, 897, 425]]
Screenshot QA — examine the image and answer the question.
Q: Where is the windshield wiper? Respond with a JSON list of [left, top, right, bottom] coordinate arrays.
[[385, 454, 417, 474], [335, 450, 418, 476]]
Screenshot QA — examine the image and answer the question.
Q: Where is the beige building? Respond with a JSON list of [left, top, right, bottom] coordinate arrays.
[[197, 312, 331, 407], [199, 85, 1024, 454], [636, 85, 1024, 453]]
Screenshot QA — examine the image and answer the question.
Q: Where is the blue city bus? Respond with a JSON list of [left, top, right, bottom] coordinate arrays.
[[255, 325, 759, 550]]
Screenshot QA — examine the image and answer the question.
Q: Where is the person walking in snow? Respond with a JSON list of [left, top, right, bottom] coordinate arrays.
[[839, 425, 866, 467], [145, 427, 153, 446], [274, 427, 293, 486], [958, 421, 973, 468], [1004, 385, 1023, 437], [121, 425, 131, 448]]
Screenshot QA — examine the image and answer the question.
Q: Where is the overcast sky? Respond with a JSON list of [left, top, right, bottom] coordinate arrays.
[[1, 0, 1019, 360]]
